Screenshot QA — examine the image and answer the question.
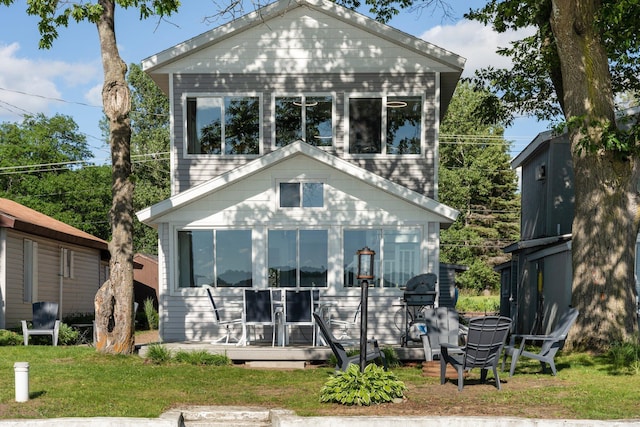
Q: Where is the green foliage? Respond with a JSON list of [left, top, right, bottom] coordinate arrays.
[[63, 312, 95, 325], [58, 323, 80, 345], [456, 259, 501, 294], [381, 346, 401, 368], [143, 298, 159, 330], [145, 344, 172, 364], [606, 339, 640, 375], [456, 294, 500, 314], [174, 350, 232, 366], [0, 113, 112, 240], [0, 330, 22, 346], [127, 63, 171, 254], [319, 363, 406, 406], [439, 83, 520, 291]]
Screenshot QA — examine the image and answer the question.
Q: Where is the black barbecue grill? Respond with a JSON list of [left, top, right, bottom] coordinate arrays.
[[401, 273, 437, 346], [403, 273, 437, 307]]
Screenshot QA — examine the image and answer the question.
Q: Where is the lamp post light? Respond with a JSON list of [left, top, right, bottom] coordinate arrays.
[[357, 246, 375, 372]]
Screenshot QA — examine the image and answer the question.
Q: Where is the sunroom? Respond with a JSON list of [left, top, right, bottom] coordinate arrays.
[[137, 141, 459, 345]]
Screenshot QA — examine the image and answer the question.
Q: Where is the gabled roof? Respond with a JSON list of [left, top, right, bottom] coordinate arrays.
[[136, 141, 459, 225], [0, 198, 108, 251], [141, 0, 465, 120], [511, 129, 568, 169]]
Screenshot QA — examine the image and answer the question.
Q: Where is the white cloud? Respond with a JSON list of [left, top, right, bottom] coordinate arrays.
[[0, 42, 100, 122], [85, 83, 103, 107], [421, 20, 535, 77]]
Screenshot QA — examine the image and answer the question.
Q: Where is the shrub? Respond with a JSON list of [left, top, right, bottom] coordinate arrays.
[[143, 298, 159, 330], [319, 363, 407, 406], [607, 339, 640, 375], [146, 344, 172, 364], [58, 323, 80, 345], [0, 329, 22, 346], [174, 350, 231, 366]]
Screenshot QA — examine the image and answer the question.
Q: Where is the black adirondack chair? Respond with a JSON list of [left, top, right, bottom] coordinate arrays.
[[313, 312, 387, 372]]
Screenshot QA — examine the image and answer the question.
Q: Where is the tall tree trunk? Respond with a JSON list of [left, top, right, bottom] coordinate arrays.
[[551, 0, 640, 349], [94, 0, 135, 354]]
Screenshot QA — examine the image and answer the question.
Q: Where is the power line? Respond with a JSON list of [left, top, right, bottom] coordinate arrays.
[[0, 87, 102, 110]]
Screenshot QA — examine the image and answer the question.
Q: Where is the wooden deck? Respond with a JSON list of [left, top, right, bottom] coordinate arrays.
[[137, 341, 426, 364]]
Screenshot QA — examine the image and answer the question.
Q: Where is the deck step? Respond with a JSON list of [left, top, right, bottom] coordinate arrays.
[[178, 406, 275, 427]]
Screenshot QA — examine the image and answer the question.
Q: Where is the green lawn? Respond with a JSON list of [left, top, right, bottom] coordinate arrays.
[[1, 345, 639, 420]]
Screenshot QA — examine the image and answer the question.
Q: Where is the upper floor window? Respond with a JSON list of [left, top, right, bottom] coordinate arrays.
[[186, 95, 260, 155], [348, 95, 423, 155], [275, 95, 333, 147]]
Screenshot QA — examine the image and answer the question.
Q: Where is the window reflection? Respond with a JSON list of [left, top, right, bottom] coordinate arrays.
[[268, 229, 328, 287], [275, 95, 332, 147], [186, 96, 259, 155], [348, 96, 422, 155], [343, 228, 420, 288], [387, 96, 422, 154], [177, 230, 252, 288]]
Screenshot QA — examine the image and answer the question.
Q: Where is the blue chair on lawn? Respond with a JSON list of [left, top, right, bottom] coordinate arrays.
[[22, 302, 60, 346]]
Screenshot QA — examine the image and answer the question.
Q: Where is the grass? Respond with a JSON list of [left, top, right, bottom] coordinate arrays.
[[1, 345, 640, 420]]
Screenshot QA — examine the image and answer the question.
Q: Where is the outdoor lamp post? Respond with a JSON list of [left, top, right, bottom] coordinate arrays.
[[357, 246, 375, 372]]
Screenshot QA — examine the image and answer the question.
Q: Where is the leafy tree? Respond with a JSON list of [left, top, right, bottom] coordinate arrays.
[[1, 0, 181, 354], [465, 0, 640, 350], [439, 82, 520, 293], [0, 113, 112, 240], [127, 63, 170, 254]]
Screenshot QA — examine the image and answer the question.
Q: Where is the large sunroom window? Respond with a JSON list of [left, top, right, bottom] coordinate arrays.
[[186, 96, 260, 155], [177, 230, 252, 288], [343, 228, 421, 288], [275, 95, 333, 147], [348, 96, 422, 155], [268, 229, 328, 288]]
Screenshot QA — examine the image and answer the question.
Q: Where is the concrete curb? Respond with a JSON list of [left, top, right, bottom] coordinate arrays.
[[0, 408, 638, 427], [270, 413, 640, 427], [0, 412, 182, 427]]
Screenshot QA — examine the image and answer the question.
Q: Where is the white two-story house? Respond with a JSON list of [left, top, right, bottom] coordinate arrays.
[[136, 0, 465, 345]]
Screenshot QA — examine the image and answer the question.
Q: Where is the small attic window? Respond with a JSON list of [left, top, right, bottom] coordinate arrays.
[[279, 182, 324, 208]]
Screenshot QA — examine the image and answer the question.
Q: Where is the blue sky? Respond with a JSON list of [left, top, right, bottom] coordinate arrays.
[[0, 0, 544, 165]]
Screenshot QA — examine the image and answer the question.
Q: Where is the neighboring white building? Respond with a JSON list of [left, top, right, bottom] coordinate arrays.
[[137, 0, 465, 344]]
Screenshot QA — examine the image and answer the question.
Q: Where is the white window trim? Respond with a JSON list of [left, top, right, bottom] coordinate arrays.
[[271, 92, 337, 150], [62, 248, 75, 279], [266, 227, 329, 289], [171, 226, 255, 295], [274, 177, 328, 211], [344, 92, 426, 159], [23, 239, 38, 303], [342, 226, 424, 289], [182, 92, 264, 159]]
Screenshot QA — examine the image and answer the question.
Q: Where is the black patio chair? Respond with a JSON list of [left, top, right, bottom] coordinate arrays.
[[440, 315, 512, 391], [313, 312, 387, 372]]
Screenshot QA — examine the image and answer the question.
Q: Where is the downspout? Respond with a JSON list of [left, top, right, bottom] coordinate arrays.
[[59, 247, 64, 319]]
